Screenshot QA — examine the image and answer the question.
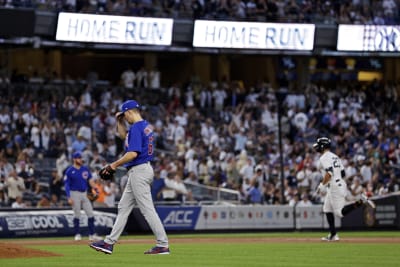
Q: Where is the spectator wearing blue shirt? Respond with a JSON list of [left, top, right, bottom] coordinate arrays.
[[71, 134, 87, 153], [246, 179, 262, 204]]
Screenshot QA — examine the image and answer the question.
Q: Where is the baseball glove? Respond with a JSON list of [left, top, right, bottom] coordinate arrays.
[[87, 189, 99, 202], [99, 165, 115, 181]]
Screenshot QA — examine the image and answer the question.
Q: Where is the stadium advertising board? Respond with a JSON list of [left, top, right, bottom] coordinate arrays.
[[295, 206, 338, 229], [195, 206, 294, 230], [193, 20, 315, 50], [0, 210, 116, 238], [156, 206, 201, 230], [56, 13, 173, 45], [337, 25, 400, 52]]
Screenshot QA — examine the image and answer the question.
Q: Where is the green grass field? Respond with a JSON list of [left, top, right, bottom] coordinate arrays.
[[1, 231, 399, 267]]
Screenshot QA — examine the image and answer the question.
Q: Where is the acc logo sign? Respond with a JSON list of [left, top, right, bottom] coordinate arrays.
[[163, 210, 193, 226], [375, 27, 400, 51]]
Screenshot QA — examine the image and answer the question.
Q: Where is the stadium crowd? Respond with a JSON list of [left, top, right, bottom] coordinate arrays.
[[0, 0, 399, 24], [0, 65, 399, 208]]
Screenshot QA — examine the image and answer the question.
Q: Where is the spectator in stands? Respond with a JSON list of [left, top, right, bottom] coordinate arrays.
[[56, 151, 70, 178], [120, 67, 136, 89], [71, 133, 87, 153], [136, 66, 148, 88], [297, 193, 313, 207], [252, 165, 265, 192], [151, 170, 166, 202], [245, 178, 262, 204], [90, 149, 106, 171], [148, 67, 161, 89], [163, 172, 192, 202], [37, 193, 51, 208], [347, 176, 364, 202], [49, 168, 63, 203], [285, 168, 298, 191], [11, 195, 27, 208], [3, 57, 400, 207], [239, 158, 254, 181], [288, 193, 300, 206], [17, 162, 41, 195], [0, 157, 13, 178], [49, 194, 63, 207], [0, 179, 8, 207], [296, 163, 311, 195], [93, 178, 109, 208], [103, 179, 118, 207], [5, 169, 25, 206]]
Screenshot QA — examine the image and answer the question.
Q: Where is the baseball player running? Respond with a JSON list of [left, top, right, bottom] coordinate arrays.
[[89, 100, 170, 255], [64, 151, 101, 241], [314, 137, 375, 241]]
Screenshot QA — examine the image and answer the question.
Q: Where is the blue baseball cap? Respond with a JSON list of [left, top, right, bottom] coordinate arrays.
[[72, 151, 82, 159], [120, 100, 140, 113]]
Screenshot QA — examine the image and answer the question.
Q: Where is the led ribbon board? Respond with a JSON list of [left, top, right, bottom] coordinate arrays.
[[193, 20, 315, 50], [56, 13, 173, 45], [337, 25, 400, 52]]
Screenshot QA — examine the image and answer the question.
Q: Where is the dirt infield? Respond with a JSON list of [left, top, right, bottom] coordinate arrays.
[[2, 236, 399, 259], [0, 242, 62, 259]]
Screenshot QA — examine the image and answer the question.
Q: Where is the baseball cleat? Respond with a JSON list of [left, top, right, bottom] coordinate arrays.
[[144, 246, 170, 255], [74, 234, 82, 241], [89, 240, 113, 254], [361, 193, 376, 209], [321, 234, 339, 242]]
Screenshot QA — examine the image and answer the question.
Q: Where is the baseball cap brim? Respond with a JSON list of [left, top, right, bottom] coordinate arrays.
[[120, 100, 140, 113]]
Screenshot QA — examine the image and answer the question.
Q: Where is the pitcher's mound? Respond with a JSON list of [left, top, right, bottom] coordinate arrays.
[[0, 242, 61, 258]]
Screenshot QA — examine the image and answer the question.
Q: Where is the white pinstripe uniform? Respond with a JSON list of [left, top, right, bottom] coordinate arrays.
[[317, 150, 347, 218]]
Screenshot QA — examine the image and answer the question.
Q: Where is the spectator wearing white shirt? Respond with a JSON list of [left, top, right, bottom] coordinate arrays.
[[292, 109, 308, 132], [41, 121, 51, 151], [149, 67, 161, 89], [239, 158, 254, 181], [296, 164, 311, 195], [30, 121, 41, 150], [5, 170, 25, 205], [22, 109, 37, 132], [200, 119, 216, 146], [359, 159, 373, 186], [346, 176, 364, 203], [185, 153, 199, 177], [382, 0, 397, 16], [80, 85, 92, 108], [212, 87, 227, 111], [174, 109, 188, 126], [163, 173, 192, 202], [185, 86, 195, 108], [297, 193, 313, 207], [104, 180, 118, 208], [174, 119, 186, 144], [120, 67, 136, 89], [0, 107, 11, 131], [11, 196, 26, 208]]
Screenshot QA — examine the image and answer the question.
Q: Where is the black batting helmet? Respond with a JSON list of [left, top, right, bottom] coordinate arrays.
[[313, 137, 331, 153]]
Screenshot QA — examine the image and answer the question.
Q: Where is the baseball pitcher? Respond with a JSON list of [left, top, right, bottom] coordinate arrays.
[[89, 100, 170, 255]]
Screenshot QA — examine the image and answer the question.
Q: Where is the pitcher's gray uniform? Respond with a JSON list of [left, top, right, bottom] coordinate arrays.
[[90, 100, 169, 255]]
